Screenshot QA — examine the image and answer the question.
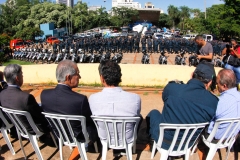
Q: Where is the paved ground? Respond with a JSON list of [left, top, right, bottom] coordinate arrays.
[[0, 85, 239, 160]]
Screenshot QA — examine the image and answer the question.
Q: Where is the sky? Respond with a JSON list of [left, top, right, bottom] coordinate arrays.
[[80, 0, 224, 13], [0, 0, 224, 13]]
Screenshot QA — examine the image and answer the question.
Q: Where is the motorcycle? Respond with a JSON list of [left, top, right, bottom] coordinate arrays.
[[48, 49, 57, 64], [112, 52, 123, 63], [158, 52, 168, 65], [42, 49, 51, 64], [141, 50, 150, 64], [189, 54, 199, 67], [100, 52, 111, 63], [71, 50, 79, 63], [214, 57, 224, 68], [78, 49, 86, 63], [175, 52, 186, 65], [55, 49, 64, 63], [35, 49, 45, 64]]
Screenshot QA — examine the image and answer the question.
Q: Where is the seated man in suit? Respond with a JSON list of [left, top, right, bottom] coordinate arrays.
[[41, 60, 97, 143], [89, 60, 141, 156], [0, 64, 50, 134], [146, 62, 219, 150]]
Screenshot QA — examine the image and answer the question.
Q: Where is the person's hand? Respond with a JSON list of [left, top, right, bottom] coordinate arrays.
[[197, 55, 202, 59]]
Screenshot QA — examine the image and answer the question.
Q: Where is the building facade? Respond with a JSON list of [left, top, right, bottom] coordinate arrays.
[[56, 0, 74, 7], [112, 0, 141, 9]]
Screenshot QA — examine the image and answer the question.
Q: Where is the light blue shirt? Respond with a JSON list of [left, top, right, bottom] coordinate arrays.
[[89, 87, 141, 144], [208, 87, 240, 139]]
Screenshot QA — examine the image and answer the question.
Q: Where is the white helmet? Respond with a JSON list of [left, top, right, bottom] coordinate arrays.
[[62, 49, 65, 53], [70, 49, 73, 53]]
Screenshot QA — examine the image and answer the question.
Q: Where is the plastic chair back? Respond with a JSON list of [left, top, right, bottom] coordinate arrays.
[[202, 117, 240, 160], [91, 116, 140, 149], [0, 107, 15, 155], [151, 122, 208, 160]]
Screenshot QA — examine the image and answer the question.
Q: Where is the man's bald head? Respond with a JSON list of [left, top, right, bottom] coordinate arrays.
[[218, 69, 236, 89], [56, 60, 77, 83]]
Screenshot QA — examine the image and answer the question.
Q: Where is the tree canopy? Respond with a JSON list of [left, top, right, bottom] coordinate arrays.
[[0, 0, 239, 40]]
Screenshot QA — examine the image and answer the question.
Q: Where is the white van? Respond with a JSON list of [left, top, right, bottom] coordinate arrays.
[[202, 34, 213, 41], [183, 34, 196, 40]]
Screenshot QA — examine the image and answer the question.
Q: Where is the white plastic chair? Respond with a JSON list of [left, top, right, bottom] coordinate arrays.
[[2, 107, 56, 160], [151, 122, 209, 160], [42, 112, 98, 160], [202, 117, 240, 160], [91, 116, 141, 160], [0, 108, 15, 155]]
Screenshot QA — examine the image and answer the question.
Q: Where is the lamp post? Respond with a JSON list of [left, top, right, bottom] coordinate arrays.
[[204, 0, 206, 19], [104, 0, 106, 9]]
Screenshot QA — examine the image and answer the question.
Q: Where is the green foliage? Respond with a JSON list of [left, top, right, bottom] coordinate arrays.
[[0, 33, 11, 46], [14, 27, 43, 40], [3, 59, 34, 66], [111, 7, 139, 26]]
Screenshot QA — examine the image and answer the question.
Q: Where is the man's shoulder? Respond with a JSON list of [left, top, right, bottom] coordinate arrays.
[[42, 87, 86, 98]]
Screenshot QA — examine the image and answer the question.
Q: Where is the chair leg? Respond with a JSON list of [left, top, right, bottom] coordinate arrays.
[[93, 142, 98, 153], [30, 135, 44, 160], [28, 135, 43, 160], [151, 141, 157, 159], [50, 132, 58, 148], [185, 149, 190, 160], [1, 128, 15, 155], [206, 145, 218, 160], [133, 140, 136, 154], [59, 138, 63, 160], [77, 142, 88, 160], [160, 149, 169, 160], [18, 131, 26, 159], [101, 141, 108, 160], [126, 143, 133, 160]]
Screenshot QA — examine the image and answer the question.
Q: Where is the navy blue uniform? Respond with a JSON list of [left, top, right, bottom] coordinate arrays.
[[146, 79, 218, 150]]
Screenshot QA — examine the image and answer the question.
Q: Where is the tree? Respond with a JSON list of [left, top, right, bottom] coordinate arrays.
[[14, 27, 43, 40], [167, 5, 180, 29], [179, 6, 191, 30], [158, 13, 171, 28], [110, 7, 138, 27]]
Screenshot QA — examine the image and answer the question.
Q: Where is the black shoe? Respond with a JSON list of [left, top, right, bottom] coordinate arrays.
[[113, 149, 126, 157]]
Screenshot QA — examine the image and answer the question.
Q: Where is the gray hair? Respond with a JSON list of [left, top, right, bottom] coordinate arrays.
[[4, 64, 22, 85], [218, 69, 236, 89], [56, 60, 76, 83]]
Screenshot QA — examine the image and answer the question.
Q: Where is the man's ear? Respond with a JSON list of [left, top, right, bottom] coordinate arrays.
[[66, 75, 71, 82], [206, 80, 212, 90]]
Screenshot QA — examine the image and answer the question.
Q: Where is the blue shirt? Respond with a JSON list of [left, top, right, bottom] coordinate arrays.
[[208, 87, 240, 139]]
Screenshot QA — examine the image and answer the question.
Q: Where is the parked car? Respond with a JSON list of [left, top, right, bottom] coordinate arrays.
[[46, 37, 60, 44], [183, 34, 196, 40], [153, 33, 163, 39]]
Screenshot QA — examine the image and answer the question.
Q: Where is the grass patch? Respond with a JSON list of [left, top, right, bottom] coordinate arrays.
[[47, 80, 55, 86], [143, 92, 148, 96], [154, 90, 159, 94], [3, 59, 34, 66], [79, 82, 102, 87], [153, 85, 165, 89]]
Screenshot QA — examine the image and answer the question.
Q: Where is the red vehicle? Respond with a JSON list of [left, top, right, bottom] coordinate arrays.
[[46, 37, 60, 45], [10, 39, 25, 49]]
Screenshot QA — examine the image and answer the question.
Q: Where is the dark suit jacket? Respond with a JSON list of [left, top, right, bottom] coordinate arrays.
[[41, 84, 95, 142], [0, 86, 50, 134]]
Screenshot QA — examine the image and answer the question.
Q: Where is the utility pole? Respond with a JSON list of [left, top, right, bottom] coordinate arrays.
[[204, 0, 206, 19]]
